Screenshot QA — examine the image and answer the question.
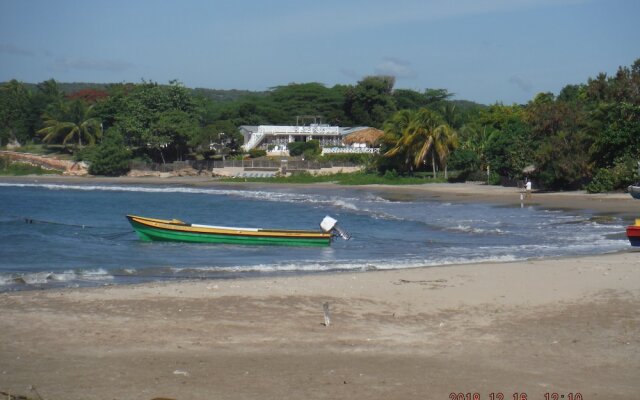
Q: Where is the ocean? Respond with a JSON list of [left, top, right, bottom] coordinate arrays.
[[0, 182, 629, 291]]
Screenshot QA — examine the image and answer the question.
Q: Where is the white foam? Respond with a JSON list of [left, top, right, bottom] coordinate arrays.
[[0, 268, 115, 287], [447, 224, 505, 235], [0, 182, 387, 213], [168, 254, 525, 275], [20, 272, 54, 284], [78, 268, 114, 280]]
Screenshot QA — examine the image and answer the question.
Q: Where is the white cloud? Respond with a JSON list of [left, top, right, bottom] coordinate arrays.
[[375, 57, 417, 79]]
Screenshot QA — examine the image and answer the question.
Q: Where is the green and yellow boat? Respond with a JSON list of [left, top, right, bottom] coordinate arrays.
[[126, 215, 349, 247]]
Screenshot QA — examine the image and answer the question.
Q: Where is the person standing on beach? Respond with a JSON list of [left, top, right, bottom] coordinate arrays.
[[525, 179, 532, 198]]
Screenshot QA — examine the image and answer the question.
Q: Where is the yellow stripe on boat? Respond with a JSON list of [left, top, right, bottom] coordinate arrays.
[[126, 215, 332, 246]]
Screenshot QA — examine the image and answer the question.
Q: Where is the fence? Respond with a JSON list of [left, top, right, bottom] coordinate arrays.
[[129, 161, 195, 172], [130, 159, 360, 172]]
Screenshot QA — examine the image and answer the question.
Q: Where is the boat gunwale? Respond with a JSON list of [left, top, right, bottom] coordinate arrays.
[[126, 215, 332, 239]]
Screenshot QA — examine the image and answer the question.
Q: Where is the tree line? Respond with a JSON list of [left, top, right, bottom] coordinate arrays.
[[1, 59, 639, 191]]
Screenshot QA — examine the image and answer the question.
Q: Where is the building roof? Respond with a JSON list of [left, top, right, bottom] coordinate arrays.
[[342, 128, 384, 146]]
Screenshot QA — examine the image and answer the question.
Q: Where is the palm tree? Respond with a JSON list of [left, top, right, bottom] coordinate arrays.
[[384, 108, 458, 177], [458, 123, 490, 170], [381, 109, 416, 172], [429, 116, 458, 179], [38, 100, 101, 147]]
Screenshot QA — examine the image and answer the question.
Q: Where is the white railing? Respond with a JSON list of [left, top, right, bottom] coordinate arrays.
[[321, 147, 380, 155], [258, 125, 340, 135], [242, 132, 264, 151]]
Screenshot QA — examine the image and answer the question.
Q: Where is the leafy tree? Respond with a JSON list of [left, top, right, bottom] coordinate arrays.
[[191, 119, 241, 158], [0, 80, 31, 146], [525, 92, 584, 140], [524, 92, 589, 189], [67, 88, 109, 104], [28, 79, 65, 136], [211, 96, 277, 126], [344, 76, 397, 127], [585, 73, 609, 103], [393, 89, 429, 110], [87, 128, 132, 176], [484, 120, 532, 180], [534, 129, 591, 189], [589, 102, 640, 169], [149, 110, 199, 162], [391, 88, 451, 110], [38, 99, 102, 147], [477, 103, 524, 132], [557, 84, 583, 103], [268, 83, 348, 125], [94, 80, 197, 162], [423, 88, 454, 105], [448, 148, 480, 173]]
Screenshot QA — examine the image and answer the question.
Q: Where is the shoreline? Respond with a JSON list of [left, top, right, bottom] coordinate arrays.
[[1, 252, 638, 399], [1, 174, 639, 217]]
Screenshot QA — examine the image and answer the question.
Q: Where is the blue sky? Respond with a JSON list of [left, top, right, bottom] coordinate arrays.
[[1, 0, 638, 104]]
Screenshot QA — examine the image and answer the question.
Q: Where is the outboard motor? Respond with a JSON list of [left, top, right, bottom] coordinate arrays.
[[320, 216, 351, 240]]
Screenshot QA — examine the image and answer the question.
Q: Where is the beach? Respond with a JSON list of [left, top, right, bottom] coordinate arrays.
[[0, 176, 639, 399]]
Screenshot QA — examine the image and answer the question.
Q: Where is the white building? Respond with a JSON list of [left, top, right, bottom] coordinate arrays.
[[240, 124, 370, 153]]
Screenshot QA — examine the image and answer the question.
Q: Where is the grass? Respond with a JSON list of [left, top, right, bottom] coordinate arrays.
[[221, 171, 449, 185], [3, 144, 74, 160], [0, 156, 62, 176]]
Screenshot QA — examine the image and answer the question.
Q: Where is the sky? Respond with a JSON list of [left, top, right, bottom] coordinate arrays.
[[1, 0, 639, 104]]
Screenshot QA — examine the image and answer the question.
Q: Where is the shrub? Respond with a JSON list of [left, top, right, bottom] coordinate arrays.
[[0, 156, 60, 175], [74, 145, 97, 162], [488, 171, 501, 185], [585, 169, 615, 193], [383, 169, 398, 179], [302, 148, 318, 160], [248, 148, 267, 158], [318, 153, 375, 165], [585, 157, 637, 193], [87, 130, 132, 176], [288, 140, 320, 157]]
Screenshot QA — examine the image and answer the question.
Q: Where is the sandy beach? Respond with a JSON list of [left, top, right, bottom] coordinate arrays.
[[1, 176, 639, 399]]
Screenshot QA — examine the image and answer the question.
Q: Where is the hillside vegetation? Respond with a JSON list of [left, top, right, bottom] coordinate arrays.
[[1, 59, 638, 191]]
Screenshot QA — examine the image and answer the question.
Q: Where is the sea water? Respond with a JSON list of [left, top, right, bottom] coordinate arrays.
[[0, 182, 629, 291]]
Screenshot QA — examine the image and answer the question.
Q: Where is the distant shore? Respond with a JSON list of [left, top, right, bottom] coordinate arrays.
[[1, 174, 638, 216]]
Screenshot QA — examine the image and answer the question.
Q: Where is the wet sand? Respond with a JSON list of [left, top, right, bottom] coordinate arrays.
[[0, 175, 639, 399]]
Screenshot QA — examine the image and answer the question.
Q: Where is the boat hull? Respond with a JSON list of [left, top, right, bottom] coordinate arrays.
[[127, 215, 332, 247], [627, 224, 640, 247]]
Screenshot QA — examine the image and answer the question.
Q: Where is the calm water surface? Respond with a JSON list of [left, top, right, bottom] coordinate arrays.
[[0, 182, 628, 291]]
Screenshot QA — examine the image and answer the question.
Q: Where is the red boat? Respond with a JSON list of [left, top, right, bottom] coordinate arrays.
[[627, 219, 640, 247]]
